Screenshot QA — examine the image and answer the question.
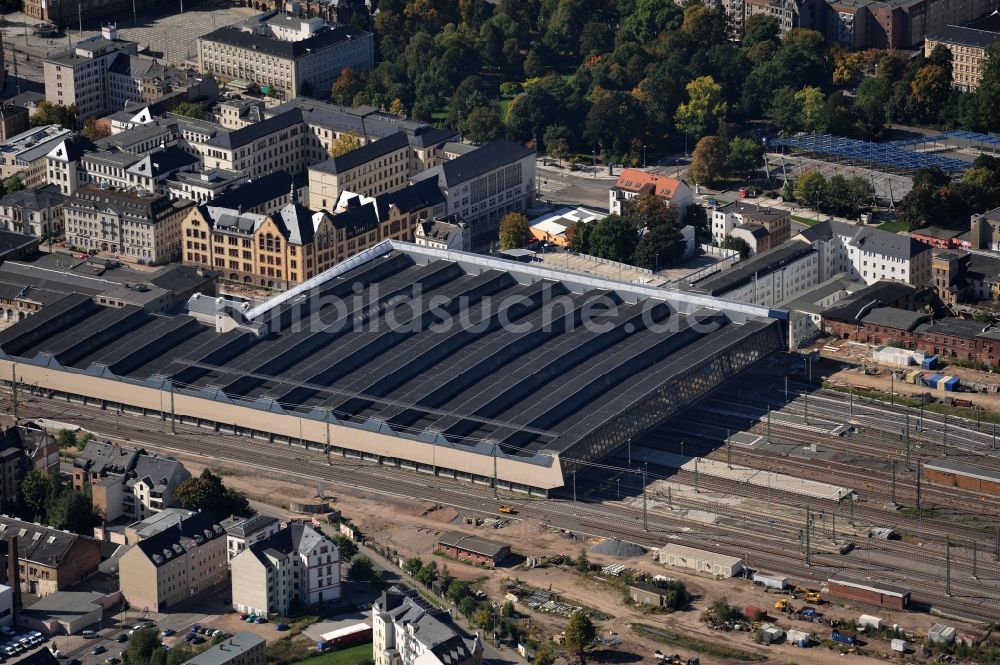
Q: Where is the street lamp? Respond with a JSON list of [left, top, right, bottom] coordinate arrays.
[[642, 144, 646, 168], [592, 149, 596, 178]]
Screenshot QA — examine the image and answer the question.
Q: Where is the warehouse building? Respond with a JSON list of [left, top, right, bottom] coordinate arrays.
[[922, 459, 1000, 496], [657, 544, 744, 578], [827, 574, 911, 609], [0, 242, 785, 493], [435, 532, 511, 568]]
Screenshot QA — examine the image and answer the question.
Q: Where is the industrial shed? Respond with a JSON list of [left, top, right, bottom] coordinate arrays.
[[827, 574, 911, 610], [0, 241, 785, 493], [752, 571, 789, 590], [658, 544, 744, 578], [436, 532, 511, 567], [923, 459, 1000, 496]]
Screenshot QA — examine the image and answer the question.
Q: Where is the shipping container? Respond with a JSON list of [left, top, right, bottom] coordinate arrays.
[[752, 571, 788, 590], [858, 615, 883, 630], [922, 355, 939, 370], [832, 630, 857, 646], [744, 605, 766, 621], [922, 373, 944, 388], [928, 624, 956, 644], [905, 370, 922, 384], [890, 639, 908, 653], [943, 376, 960, 392], [786, 630, 811, 647]]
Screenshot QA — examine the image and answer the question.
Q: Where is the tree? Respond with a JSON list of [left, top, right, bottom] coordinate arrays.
[[563, 611, 595, 655], [56, 429, 77, 449], [329, 133, 363, 158], [543, 125, 573, 164], [402, 557, 423, 576], [686, 203, 708, 236], [626, 194, 679, 230], [587, 215, 639, 263], [48, 488, 102, 535], [124, 627, 162, 665], [165, 644, 193, 665], [347, 555, 377, 582], [742, 14, 780, 48], [583, 90, 645, 159], [174, 469, 252, 518], [388, 98, 407, 117], [721, 235, 751, 259], [447, 580, 472, 604], [471, 606, 493, 629], [332, 67, 366, 105], [794, 86, 826, 133], [459, 596, 478, 618], [634, 225, 686, 270], [854, 76, 892, 138], [30, 101, 77, 129], [574, 548, 590, 572], [171, 102, 205, 120], [569, 220, 592, 254], [727, 137, 762, 179], [0, 176, 24, 198], [334, 534, 358, 562], [18, 470, 53, 522], [690, 135, 728, 185], [415, 561, 438, 586], [82, 117, 111, 141], [499, 212, 530, 249], [794, 170, 826, 209], [909, 64, 951, 123], [674, 75, 727, 141], [462, 105, 503, 144], [765, 86, 801, 134]]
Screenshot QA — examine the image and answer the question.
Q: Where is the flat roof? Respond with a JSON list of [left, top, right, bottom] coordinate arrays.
[[0, 243, 783, 466], [437, 531, 509, 557], [828, 573, 911, 597], [693, 240, 816, 295], [184, 633, 264, 665], [659, 543, 743, 567], [923, 458, 1000, 483]]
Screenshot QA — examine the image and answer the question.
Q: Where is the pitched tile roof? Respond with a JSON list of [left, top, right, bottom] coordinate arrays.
[[613, 168, 686, 199]]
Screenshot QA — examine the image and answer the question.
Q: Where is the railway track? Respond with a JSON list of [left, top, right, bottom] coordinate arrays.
[[15, 395, 1000, 624]]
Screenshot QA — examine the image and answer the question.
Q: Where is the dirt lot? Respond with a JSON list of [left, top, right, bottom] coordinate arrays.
[[146, 447, 963, 665]]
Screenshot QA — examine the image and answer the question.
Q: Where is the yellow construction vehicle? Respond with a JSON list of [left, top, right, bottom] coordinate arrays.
[[774, 599, 790, 611], [499, 505, 517, 514], [805, 592, 823, 604]]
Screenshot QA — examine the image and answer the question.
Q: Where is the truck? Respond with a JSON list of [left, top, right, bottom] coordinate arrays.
[[499, 505, 517, 514], [832, 630, 858, 646], [804, 591, 823, 603], [799, 607, 818, 618], [774, 599, 790, 611]]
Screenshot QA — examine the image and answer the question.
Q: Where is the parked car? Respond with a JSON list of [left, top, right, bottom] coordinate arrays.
[[116, 634, 128, 644], [245, 615, 256, 624], [254, 617, 266, 624], [275, 624, 289, 632], [190, 625, 202, 634], [190, 636, 205, 645], [3, 647, 16, 657], [106, 656, 121, 664], [66, 659, 82, 665], [92, 646, 107, 656], [238, 614, 248, 621], [161, 629, 175, 637]]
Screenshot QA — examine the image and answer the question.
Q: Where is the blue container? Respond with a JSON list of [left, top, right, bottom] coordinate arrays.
[[943, 376, 960, 391], [922, 355, 939, 370], [832, 630, 857, 646], [923, 373, 944, 388]]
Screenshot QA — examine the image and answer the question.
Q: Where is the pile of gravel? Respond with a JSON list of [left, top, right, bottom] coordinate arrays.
[[590, 538, 647, 558]]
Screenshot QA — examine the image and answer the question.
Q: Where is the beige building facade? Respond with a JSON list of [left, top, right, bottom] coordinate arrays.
[[119, 512, 228, 612], [925, 24, 1000, 91], [308, 132, 410, 211], [42, 28, 138, 121]]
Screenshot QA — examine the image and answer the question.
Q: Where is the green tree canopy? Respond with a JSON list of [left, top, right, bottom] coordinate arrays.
[[347, 555, 377, 582], [588, 215, 639, 263], [333, 534, 358, 563], [499, 212, 530, 249], [174, 469, 253, 518], [726, 137, 762, 179], [674, 75, 727, 140], [690, 135, 728, 185], [564, 611, 596, 654], [171, 102, 205, 120], [634, 225, 686, 270], [794, 170, 826, 208]]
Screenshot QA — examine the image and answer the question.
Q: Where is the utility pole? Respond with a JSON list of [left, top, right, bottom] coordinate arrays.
[[572, 469, 577, 507], [767, 407, 772, 444], [905, 426, 911, 470], [916, 460, 922, 519], [943, 411, 948, 457], [169, 383, 175, 434], [727, 429, 732, 468], [972, 539, 978, 580], [627, 438, 632, 466], [945, 537, 951, 596], [642, 463, 648, 532], [995, 526, 999, 562], [667, 485, 671, 509], [694, 457, 699, 493], [832, 512, 837, 544], [803, 391, 808, 424], [890, 371, 894, 406], [493, 442, 498, 498], [890, 460, 896, 506], [919, 400, 924, 432], [849, 388, 853, 415], [994, 422, 997, 451], [785, 376, 788, 401], [805, 507, 811, 566], [10, 375, 17, 420]]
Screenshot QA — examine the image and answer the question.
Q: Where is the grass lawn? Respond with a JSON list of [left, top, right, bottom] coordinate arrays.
[[791, 214, 825, 227], [876, 220, 908, 233], [293, 643, 372, 665]]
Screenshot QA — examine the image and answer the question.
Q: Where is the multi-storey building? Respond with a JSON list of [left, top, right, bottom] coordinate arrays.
[[45, 134, 97, 196], [184, 633, 266, 665], [744, 0, 821, 34], [821, 0, 994, 49], [63, 185, 193, 264], [220, 515, 282, 562], [118, 511, 228, 612], [0, 517, 102, 597], [308, 132, 411, 211], [0, 105, 29, 143], [931, 249, 1000, 305], [412, 140, 535, 247], [199, 109, 307, 179], [231, 523, 340, 616], [925, 26, 998, 91], [0, 422, 59, 514], [165, 169, 247, 204], [72, 440, 190, 522], [23, 0, 158, 25], [797, 219, 932, 287], [198, 12, 374, 101], [415, 216, 470, 251], [691, 239, 821, 306], [183, 179, 442, 287], [79, 146, 199, 196], [0, 125, 73, 190], [712, 202, 791, 255], [0, 185, 67, 239], [42, 26, 138, 121], [266, 97, 457, 174], [608, 169, 694, 219], [372, 586, 483, 665]]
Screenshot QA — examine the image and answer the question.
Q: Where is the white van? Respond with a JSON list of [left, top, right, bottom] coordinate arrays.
[[82, 630, 98, 639]]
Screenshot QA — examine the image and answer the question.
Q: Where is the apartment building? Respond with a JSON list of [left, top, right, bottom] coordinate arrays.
[[797, 219, 932, 287], [608, 169, 694, 219], [712, 202, 791, 254], [931, 249, 1000, 305], [744, 0, 822, 34], [200, 109, 307, 179], [266, 97, 457, 174], [184, 178, 439, 286], [412, 140, 535, 247], [0, 422, 59, 514], [221, 515, 282, 562], [415, 216, 470, 251], [119, 512, 228, 612], [64, 185, 193, 264], [308, 132, 411, 211], [166, 169, 247, 204], [0, 518, 102, 597], [79, 146, 199, 196], [691, 239, 821, 306], [0, 106, 30, 143], [925, 23, 1000, 91], [0, 125, 73, 190], [0, 185, 66, 239], [184, 633, 266, 665], [231, 523, 340, 616], [822, 0, 994, 49], [45, 134, 97, 196], [24, 0, 158, 24], [73, 440, 190, 522], [42, 26, 138, 121], [197, 12, 374, 101], [372, 586, 483, 665]]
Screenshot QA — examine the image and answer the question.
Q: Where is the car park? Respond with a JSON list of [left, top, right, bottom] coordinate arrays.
[[190, 625, 202, 633], [106, 656, 121, 664]]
